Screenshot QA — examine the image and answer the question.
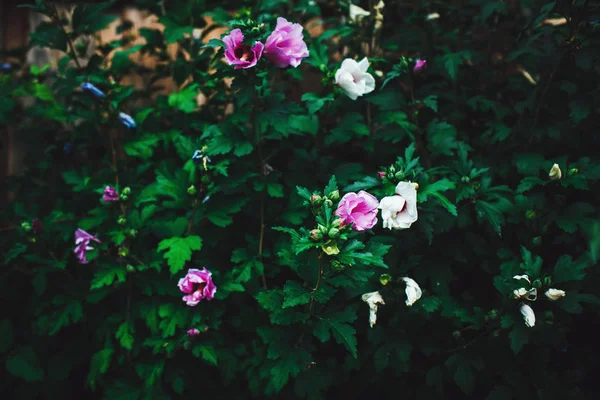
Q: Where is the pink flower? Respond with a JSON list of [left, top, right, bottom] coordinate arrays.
[[187, 328, 200, 337], [178, 268, 217, 306], [377, 171, 386, 178], [74, 228, 101, 264], [334, 191, 379, 231], [414, 59, 427, 73], [223, 29, 264, 69], [264, 17, 309, 68], [103, 186, 119, 202]]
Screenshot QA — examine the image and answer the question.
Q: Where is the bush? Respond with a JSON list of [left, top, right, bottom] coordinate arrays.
[[1, 0, 600, 398]]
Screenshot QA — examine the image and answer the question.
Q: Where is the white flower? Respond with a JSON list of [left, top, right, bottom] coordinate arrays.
[[426, 12, 440, 21], [349, 4, 370, 22], [378, 181, 418, 230], [549, 163, 562, 180], [545, 288, 566, 301], [513, 274, 531, 284], [361, 291, 385, 328], [513, 287, 537, 301], [403, 277, 422, 306], [335, 58, 376, 100], [520, 304, 536, 328]]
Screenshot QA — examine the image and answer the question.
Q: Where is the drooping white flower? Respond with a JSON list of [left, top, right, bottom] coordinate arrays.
[[403, 277, 422, 306], [349, 4, 370, 22], [361, 291, 385, 328], [379, 181, 418, 230], [520, 304, 536, 328], [545, 288, 566, 301], [549, 163, 562, 180], [513, 287, 537, 301], [335, 58, 376, 100], [513, 274, 531, 284]]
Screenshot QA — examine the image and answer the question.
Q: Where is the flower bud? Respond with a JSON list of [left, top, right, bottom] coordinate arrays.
[[412, 182, 419, 190], [487, 309, 498, 320], [310, 229, 322, 241], [328, 190, 340, 201], [28, 237, 37, 243], [568, 168, 578, 176], [318, 224, 328, 235], [118, 247, 129, 257], [389, 165, 396, 175], [379, 273, 392, 286], [549, 163, 562, 180], [119, 194, 129, 201], [545, 288, 566, 301], [201, 175, 211, 184], [117, 216, 127, 225], [413, 59, 427, 73], [525, 209, 536, 219], [520, 303, 536, 328], [187, 185, 197, 196], [324, 199, 333, 207], [126, 264, 135, 273], [322, 242, 340, 255], [129, 229, 138, 238], [543, 276, 552, 286], [121, 187, 131, 195], [377, 171, 386, 178], [310, 194, 322, 206], [328, 228, 340, 238], [187, 328, 200, 338], [531, 236, 542, 246], [394, 171, 405, 180], [452, 330, 461, 339], [461, 176, 470, 183], [21, 222, 32, 232], [472, 182, 481, 190], [532, 279, 542, 289]]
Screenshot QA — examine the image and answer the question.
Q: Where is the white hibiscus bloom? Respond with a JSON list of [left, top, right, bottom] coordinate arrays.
[[335, 58, 376, 100]]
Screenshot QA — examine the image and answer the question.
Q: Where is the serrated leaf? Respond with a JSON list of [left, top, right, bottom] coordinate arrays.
[[115, 321, 134, 350], [90, 267, 127, 290], [6, 346, 44, 382], [192, 345, 218, 365], [157, 236, 203, 274]]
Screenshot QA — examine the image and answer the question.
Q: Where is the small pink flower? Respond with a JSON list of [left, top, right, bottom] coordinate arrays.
[[178, 268, 217, 306], [334, 191, 379, 231], [414, 59, 427, 73], [264, 17, 309, 68], [74, 228, 101, 264], [103, 186, 119, 202], [223, 29, 264, 69], [377, 171, 386, 178], [187, 328, 200, 337]]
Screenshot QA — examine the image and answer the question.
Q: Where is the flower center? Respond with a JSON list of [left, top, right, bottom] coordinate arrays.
[[234, 45, 255, 63], [192, 281, 207, 293]]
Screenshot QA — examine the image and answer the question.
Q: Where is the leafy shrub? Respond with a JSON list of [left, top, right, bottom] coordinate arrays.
[[1, 0, 600, 398]]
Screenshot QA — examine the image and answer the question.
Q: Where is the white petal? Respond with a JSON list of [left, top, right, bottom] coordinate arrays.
[[357, 57, 370, 73], [513, 274, 531, 284], [362, 291, 385, 328], [403, 277, 422, 306], [337, 71, 361, 100], [513, 287, 528, 299], [520, 304, 535, 327], [362, 72, 376, 94], [545, 288, 566, 301], [349, 4, 371, 21]]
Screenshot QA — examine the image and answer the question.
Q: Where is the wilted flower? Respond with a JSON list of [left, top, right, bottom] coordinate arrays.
[[223, 28, 264, 69], [379, 181, 418, 230], [335, 58, 376, 100], [520, 303, 536, 327], [361, 291, 385, 328], [81, 82, 106, 98], [403, 277, 422, 306], [334, 190, 379, 231], [545, 288, 566, 301], [178, 268, 217, 306], [103, 186, 119, 202], [513, 287, 537, 301], [264, 17, 309, 68], [187, 328, 200, 337], [549, 163, 562, 180], [74, 228, 101, 264], [119, 112, 136, 129], [513, 274, 531, 283], [322, 242, 340, 255], [349, 4, 371, 22], [413, 59, 427, 73]]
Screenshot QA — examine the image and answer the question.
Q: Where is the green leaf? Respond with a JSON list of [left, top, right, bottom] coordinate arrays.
[[160, 16, 193, 44], [267, 183, 285, 198], [168, 84, 198, 113], [88, 349, 114, 389], [301, 92, 334, 114], [313, 309, 358, 358], [6, 346, 44, 382], [519, 246, 543, 277], [344, 176, 380, 192], [324, 175, 338, 197], [90, 267, 127, 290], [0, 320, 14, 354], [115, 321, 135, 350], [552, 255, 589, 283], [112, 45, 143, 72], [509, 322, 529, 354], [157, 236, 203, 274], [192, 345, 218, 365], [282, 281, 312, 308], [72, 2, 117, 34]]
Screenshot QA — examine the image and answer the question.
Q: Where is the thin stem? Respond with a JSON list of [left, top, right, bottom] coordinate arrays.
[[258, 198, 267, 290], [312, 254, 324, 291], [50, 3, 82, 69]]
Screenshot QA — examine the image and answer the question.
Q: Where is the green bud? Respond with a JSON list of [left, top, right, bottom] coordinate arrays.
[[331, 260, 344, 272], [545, 310, 554, 320], [122, 187, 132, 195], [452, 330, 461, 339], [129, 229, 138, 238], [318, 224, 328, 235], [532, 279, 542, 289], [310, 194, 322, 206], [379, 274, 392, 286], [461, 176, 470, 183], [472, 182, 481, 190], [543, 276, 552, 286], [568, 168, 578, 176], [126, 264, 135, 273], [328, 228, 340, 239], [119, 194, 129, 201], [324, 199, 333, 208], [389, 165, 396, 175], [118, 247, 129, 257], [487, 309, 498, 320], [21, 222, 32, 232], [329, 190, 340, 201], [201, 175, 211, 184], [117, 216, 127, 226], [28, 237, 37, 243], [331, 218, 342, 228], [531, 236, 542, 246], [310, 229, 322, 241], [525, 209, 536, 220], [187, 185, 197, 196], [394, 171, 405, 180]]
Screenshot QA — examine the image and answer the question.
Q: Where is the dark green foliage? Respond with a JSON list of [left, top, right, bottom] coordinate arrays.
[[1, 0, 600, 399]]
